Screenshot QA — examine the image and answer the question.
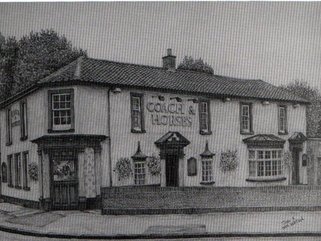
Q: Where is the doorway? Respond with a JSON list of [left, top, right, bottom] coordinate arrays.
[[165, 154, 179, 187], [50, 151, 79, 210], [292, 148, 300, 185]]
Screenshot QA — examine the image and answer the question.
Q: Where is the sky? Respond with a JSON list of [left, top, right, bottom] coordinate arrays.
[[1, 2, 321, 89]]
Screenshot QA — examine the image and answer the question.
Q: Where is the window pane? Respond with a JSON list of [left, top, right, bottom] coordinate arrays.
[[249, 161, 256, 176], [249, 150, 255, 159]]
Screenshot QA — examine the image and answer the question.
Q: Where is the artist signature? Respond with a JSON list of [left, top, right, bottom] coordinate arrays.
[[281, 216, 304, 229]]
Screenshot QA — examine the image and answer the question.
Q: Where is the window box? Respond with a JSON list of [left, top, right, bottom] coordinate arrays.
[[23, 187, 31, 191]]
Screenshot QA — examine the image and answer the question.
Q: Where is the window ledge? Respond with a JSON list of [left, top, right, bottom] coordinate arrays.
[[48, 128, 75, 133], [131, 129, 146, 134], [240, 131, 254, 136], [278, 131, 288, 136], [6, 142, 12, 146], [20, 136, 28, 141], [246, 176, 286, 183], [200, 130, 212, 136], [200, 181, 215, 185]]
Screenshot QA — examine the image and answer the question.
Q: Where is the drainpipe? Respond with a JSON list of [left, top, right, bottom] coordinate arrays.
[[107, 88, 113, 187]]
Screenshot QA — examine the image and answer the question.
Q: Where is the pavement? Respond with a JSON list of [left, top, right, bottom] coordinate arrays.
[[0, 202, 320, 239]]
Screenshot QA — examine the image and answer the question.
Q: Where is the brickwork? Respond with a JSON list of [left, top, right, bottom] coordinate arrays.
[[101, 185, 321, 214]]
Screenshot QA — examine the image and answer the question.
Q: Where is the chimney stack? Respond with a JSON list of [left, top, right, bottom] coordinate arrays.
[[162, 48, 176, 70]]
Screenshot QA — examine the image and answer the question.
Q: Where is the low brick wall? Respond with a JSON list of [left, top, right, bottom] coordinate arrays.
[[101, 185, 321, 215]]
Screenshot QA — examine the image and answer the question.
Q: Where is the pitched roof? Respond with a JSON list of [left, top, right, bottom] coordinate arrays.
[[37, 56, 308, 104]]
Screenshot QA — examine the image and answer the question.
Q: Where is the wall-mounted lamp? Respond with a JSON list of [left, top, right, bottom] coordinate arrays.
[[293, 103, 300, 108], [262, 101, 270, 105], [187, 98, 199, 103], [222, 97, 231, 103], [170, 97, 182, 102], [152, 95, 165, 101], [112, 87, 122, 94]]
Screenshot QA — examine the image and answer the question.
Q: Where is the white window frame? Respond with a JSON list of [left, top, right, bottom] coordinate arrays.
[[134, 161, 146, 185], [248, 149, 283, 178], [278, 106, 287, 134], [201, 158, 213, 183], [52, 93, 72, 131], [241, 104, 251, 133]]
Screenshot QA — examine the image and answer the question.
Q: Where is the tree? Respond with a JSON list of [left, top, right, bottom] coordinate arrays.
[[13, 29, 86, 92], [177, 56, 214, 75], [0, 36, 19, 100], [0, 29, 86, 101], [280, 80, 321, 137]]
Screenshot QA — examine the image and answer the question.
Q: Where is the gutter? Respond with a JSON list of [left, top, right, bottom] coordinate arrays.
[[107, 88, 113, 187]]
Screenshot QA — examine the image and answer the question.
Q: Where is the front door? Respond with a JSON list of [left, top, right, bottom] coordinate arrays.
[[165, 155, 179, 187], [292, 148, 300, 185], [51, 151, 79, 210]]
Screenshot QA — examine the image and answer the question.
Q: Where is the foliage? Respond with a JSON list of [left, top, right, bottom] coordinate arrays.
[[28, 162, 39, 181], [280, 80, 321, 137], [0, 29, 86, 101], [147, 155, 161, 176], [219, 150, 238, 172], [177, 56, 214, 75], [283, 151, 293, 169], [113, 157, 133, 181]]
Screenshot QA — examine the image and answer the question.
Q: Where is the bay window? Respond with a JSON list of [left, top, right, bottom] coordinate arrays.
[[201, 158, 213, 183], [248, 149, 283, 178], [134, 161, 146, 185]]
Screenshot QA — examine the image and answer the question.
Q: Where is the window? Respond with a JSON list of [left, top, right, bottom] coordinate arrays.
[[199, 100, 211, 134], [248, 149, 283, 178], [14, 153, 21, 188], [6, 108, 12, 145], [7, 155, 13, 187], [134, 162, 145, 185], [130, 93, 145, 133], [278, 106, 287, 134], [1, 163, 7, 183], [20, 100, 28, 140], [48, 89, 74, 132], [240, 103, 253, 134], [187, 157, 197, 176], [22, 152, 29, 190], [201, 158, 213, 183]]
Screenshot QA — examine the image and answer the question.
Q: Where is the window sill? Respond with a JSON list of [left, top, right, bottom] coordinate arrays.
[[20, 136, 28, 141], [131, 129, 146, 134], [200, 181, 215, 185], [6, 142, 12, 146], [246, 176, 286, 183], [278, 131, 288, 136], [48, 128, 75, 133], [200, 130, 212, 136], [240, 131, 254, 135], [23, 187, 30, 191]]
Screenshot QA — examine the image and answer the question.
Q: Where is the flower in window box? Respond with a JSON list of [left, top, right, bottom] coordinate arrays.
[[219, 150, 238, 172], [113, 157, 133, 181], [28, 162, 39, 181]]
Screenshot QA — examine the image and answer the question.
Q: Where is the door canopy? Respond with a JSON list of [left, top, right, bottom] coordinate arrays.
[[288, 132, 307, 144], [155, 132, 190, 158]]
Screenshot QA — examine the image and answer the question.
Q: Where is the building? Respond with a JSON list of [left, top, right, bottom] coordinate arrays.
[[0, 49, 309, 211]]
